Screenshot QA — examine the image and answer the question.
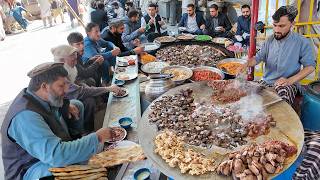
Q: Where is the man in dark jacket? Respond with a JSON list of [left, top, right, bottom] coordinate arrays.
[[141, 3, 167, 42], [67, 32, 104, 87], [0, 62, 114, 179], [90, 2, 108, 31], [178, 4, 205, 35], [205, 4, 232, 38], [101, 18, 144, 57], [235, 4, 251, 45]]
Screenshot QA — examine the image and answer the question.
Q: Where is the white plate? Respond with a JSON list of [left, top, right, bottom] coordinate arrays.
[[115, 73, 138, 81]]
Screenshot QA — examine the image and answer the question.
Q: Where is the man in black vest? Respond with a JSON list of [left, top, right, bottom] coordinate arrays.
[[1, 62, 113, 179], [141, 3, 167, 42]]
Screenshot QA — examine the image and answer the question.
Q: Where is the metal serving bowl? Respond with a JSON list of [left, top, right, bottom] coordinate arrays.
[[190, 66, 225, 82], [216, 58, 247, 78], [160, 65, 193, 85]]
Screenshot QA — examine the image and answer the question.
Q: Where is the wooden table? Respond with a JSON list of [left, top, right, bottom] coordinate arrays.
[[102, 55, 161, 180]]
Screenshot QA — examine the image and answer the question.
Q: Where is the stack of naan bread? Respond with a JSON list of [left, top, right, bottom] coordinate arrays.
[[49, 165, 107, 180]]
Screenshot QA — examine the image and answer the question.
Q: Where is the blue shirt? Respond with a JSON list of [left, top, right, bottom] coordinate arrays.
[[236, 16, 250, 36], [82, 36, 115, 64], [255, 32, 316, 85], [8, 90, 99, 179]]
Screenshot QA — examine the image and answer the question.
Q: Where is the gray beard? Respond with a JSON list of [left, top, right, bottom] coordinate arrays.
[[48, 92, 64, 107]]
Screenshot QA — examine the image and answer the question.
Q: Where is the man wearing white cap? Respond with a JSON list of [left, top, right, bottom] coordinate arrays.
[[51, 44, 122, 132]]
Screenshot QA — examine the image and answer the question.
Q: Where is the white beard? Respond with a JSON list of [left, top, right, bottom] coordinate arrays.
[[64, 64, 78, 84]]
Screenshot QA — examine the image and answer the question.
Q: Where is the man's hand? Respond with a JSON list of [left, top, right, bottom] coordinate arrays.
[[158, 20, 165, 26], [68, 104, 80, 120], [111, 47, 121, 56], [275, 77, 294, 86], [138, 27, 145, 33], [148, 18, 155, 25], [220, 27, 226, 32], [96, 127, 112, 143], [247, 56, 257, 67], [107, 84, 122, 94], [200, 24, 205, 30], [133, 39, 141, 47], [133, 46, 144, 54], [94, 55, 104, 64]]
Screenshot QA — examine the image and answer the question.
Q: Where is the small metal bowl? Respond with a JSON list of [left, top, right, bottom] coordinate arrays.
[[191, 66, 225, 82], [118, 117, 133, 129], [160, 65, 193, 85], [217, 58, 247, 79], [114, 79, 125, 86], [134, 168, 151, 180]]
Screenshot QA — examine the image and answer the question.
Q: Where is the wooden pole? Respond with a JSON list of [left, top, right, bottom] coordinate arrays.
[[60, 0, 85, 28]]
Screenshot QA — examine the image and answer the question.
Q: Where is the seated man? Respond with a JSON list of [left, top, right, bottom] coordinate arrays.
[[141, 3, 167, 42], [122, 9, 147, 49], [205, 4, 232, 38], [1, 62, 113, 179], [101, 18, 144, 56], [111, 2, 125, 18], [51, 45, 122, 132], [67, 32, 104, 87], [178, 4, 205, 35], [124, 1, 134, 15], [246, 6, 316, 105], [82, 22, 121, 85], [235, 4, 251, 45], [90, 2, 108, 31]]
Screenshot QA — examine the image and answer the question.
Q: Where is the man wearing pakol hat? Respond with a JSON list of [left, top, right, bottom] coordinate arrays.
[[101, 18, 144, 56], [82, 22, 121, 85], [51, 45, 122, 132], [1, 62, 115, 179], [246, 6, 316, 105]]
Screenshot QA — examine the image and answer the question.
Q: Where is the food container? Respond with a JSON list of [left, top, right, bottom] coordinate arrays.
[[114, 79, 125, 86], [133, 168, 151, 180], [145, 74, 175, 100], [195, 35, 212, 41], [154, 36, 176, 43], [141, 61, 170, 74], [191, 66, 224, 82], [105, 127, 127, 143], [160, 65, 193, 85], [217, 58, 246, 79], [141, 42, 161, 52], [118, 117, 133, 129]]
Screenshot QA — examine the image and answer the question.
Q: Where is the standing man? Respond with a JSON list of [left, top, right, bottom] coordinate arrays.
[[82, 23, 121, 85], [101, 18, 144, 56], [1, 62, 114, 179], [67, 0, 80, 28], [235, 4, 251, 45], [205, 4, 232, 38], [141, 3, 167, 42], [38, 0, 53, 27], [246, 6, 316, 105], [178, 3, 205, 35]]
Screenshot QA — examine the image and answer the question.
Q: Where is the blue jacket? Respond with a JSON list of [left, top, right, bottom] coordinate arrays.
[[178, 12, 206, 29], [82, 36, 115, 64], [236, 15, 251, 35]]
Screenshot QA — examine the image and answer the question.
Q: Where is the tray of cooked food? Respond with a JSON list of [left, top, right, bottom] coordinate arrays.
[[191, 66, 224, 81], [138, 80, 304, 180], [161, 65, 193, 85]]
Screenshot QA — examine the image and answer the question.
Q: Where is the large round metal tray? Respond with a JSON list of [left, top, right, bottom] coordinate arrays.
[[138, 81, 304, 180]]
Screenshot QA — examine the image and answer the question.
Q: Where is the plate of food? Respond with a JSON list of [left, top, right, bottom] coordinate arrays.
[[161, 65, 193, 85], [112, 88, 128, 98], [195, 35, 212, 41], [176, 34, 195, 40], [115, 73, 138, 81], [212, 37, 233, 45], [141, 61, 170, 74], [105, 127, 127, 143], [154, 36, 176, 43]]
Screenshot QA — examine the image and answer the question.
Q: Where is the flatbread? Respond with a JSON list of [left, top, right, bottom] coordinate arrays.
[[89, 145, 146, 167], [52, 167, 107, 176], [49, 164, 102, 172], [96, 177, 108, 180], [55, 172, 106, 180]]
